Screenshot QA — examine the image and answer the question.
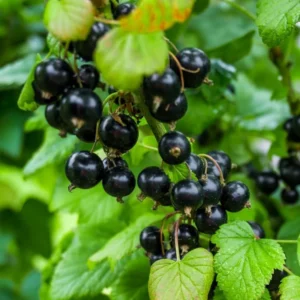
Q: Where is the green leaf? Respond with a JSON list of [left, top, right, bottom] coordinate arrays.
[[277, 219, 300, 275], [260, 289, 271, 300], [46, 33, 61, 56], [256, 0, 300, 47], [23, 128, 77, 176], [89, 213, 164, 267], [111, 255, 150, 300], [17, 54, 42, 112], [213, 286, 226, 300], [24, 107, 47, 132], [193, 0, 210, 14], [279, 275, 300, 300], [95, 28, 168, 91], [163, 162, 198, 183], [148, 248, 214, 300], [44, 0, 95, 42], [298, 234, 300, 268], [212, 221, 285, 300]]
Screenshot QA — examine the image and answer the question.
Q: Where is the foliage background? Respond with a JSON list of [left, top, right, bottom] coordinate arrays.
[[0, 0, 299, 299]]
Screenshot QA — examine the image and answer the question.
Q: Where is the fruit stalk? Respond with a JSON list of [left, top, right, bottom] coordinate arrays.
[[134, 90, 167, 142]]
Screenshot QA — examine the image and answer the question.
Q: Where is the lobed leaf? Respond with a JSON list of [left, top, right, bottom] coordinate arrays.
[[279, 275, 300, 300]]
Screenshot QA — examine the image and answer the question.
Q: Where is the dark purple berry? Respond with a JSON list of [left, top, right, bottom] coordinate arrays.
[[113, 2, 136, 19], [267, 269, 288, 292], [102, 157, 128, 172], [281, 188, 299, 204], [149, 253, 164, 265], [79, 64, 100, 90], [170, 224, 199, 251], [279, 157, 300, 187], [75, 124, 96, 143], [140, 226, 163, 254], [255, 171, 279, 195], [206, 150, 231, 179], [247, 221, 265, 239], [32, 81, 58, 105], [200, 175, 222, 206], [165, 248, 181, 261], [186, 154, 204, 179]]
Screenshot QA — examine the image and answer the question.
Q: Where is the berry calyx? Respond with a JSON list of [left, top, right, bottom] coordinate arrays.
[[255, 171, 279, 195], [200, 175, 222, 206], [78, 64, 100, 90], [281, 188, 299, 204], [140, 226, 163, 254], [99, 114, 138, 153], [170, 224, 199, 252], [170, 47, 210, 88], [220, 181, 250, 212], [103, 157, 128, 172], [75, 22, 110, 61], [158, 131, 191, 165], [32, 81, 58, 105], [194, 205, 227, 234], [102, 166, 135, 201], [171, 179, 203, 214], [34, 58, 74, 97], [247, 221, 265, 239], [113, 2, 136, 19], [186, 153, 204, 179], [65, 151, 104, 189]]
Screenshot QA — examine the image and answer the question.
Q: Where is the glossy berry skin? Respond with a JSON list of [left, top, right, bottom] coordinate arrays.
[[79, 64, 100, 90], [281, 188, 299, 204], [149, 253, 164, 265], [247, 221, 265, 239], [292, 115, 300, 137], [207, 150, 231, 179], [255, 171, 279, 195], [200, 175, 222, 206], [60, 88, 102, 128], [158, 131, 191, 165], [171, 179, 203, 211], [45, 102, 71, 132], [284, 117, 300, 142], [138, 167, 171, 200], [75, 125, 96, 143], [267, 269, 288, 292], [279, 157, 300, 187], [149, 93, 187, 123], [102, 166, 135, 198], [65, 151, 104, 189], [165, 248, 182, 261], [32, 81, 58, 105], [102, 157, 128, 172], [194, 205, 227, 234], [99, 114, 138, 153], [170, 48, 210, 88], [140, 226, 163, 255], [113, 2, 136, 19], [221, 181, 250, 212], [157, 194, 172, 206], [144, 68, 181, 104], [34, 59, 74, 96], [75, 22, 110, 61], [171, 224, 199, 250], [186, 154, 204, 179]]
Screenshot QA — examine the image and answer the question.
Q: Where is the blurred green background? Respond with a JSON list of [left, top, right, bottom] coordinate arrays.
[[0, 0, 300, 299]]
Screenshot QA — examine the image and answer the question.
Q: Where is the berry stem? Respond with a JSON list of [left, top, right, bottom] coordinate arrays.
[[283, 266, 294, 276], [276, 240, 298, 244], [169, 51, 185, 92], [94, 17, 120, 25], [102, 92, 119, 107], [164, 37, 179, 53], [222, 0, 256, 21], [134, 90, 167, 142], [199, 154, 225, 185], [174, 217, 183, 261]]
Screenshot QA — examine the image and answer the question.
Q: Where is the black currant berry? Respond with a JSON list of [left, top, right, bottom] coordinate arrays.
[[292, 115, 300, 137], [113, 2, 136, 19], [206, 150, 231, 179], [279, 157, 300, 187], [140, 226, 163, 254], [220, 181, 250, 212], [247, 221, 265, 239], [284, 118, 300, 142], [281, 188, 299, 204], [158, 131, 191, 165], [171, 224, 199, 251], [200, 175, 222, 206], [267, 269, 288, 292], [156, 194, 172, 206], [60, 88, 102, 128], [283, 118, 293, 132], [99, 114, 138, 153], [65, 151, 104, 189], [149, 253, 164, 265], [255, 171, 279, 195], [144, 68, 181, 105], [149, 93, 187, 123], [170, 48, 210, 88], [171, 179, 203, 213], [194, 205, 227, 234], [34, 58, 74, 97], [79, 64, 100, 90], [102, 157, 128, 172], [75, 22, 110, 61], [138, 167, 171, 200], [102, 166, 135, 200], [75, 125, 96, 143], [165, 248, 182, 261], [186, 154, 204, 179], [32, 81, 58, 105]]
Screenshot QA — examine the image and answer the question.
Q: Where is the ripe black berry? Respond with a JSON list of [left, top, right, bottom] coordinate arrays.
[[144, 68, 181, 105], [138, 167, 171, 200], [284, 117, 300, 142], [255, 171, 279, 195], [170, 48, 210, 88], [149, 253, 164, 265], [102, 166, 135, 200], [279, 157, 300, 187], [221, 181, 250, 212], [158, 131, 191, 165], [207, 150, 231, 179], [281, 188, 299, 204], [186, 154, 204, 179], [292, 115, 300, 137], [247, 221, 265, 239], [165, 248, 182, 261], [171, 179, 203, 213], [113, 2, 136, 19], [200, 175, 222, 206], [34, 58, 74, 96], [60, 88, 102, 129], [140, 226, 163, 254], [75, 125, 96, 143], [65, 151, 104, 189], [32, 81, 58, 105], [156, 194, 172, 206], [149, 93, 187, 123], [267, 269, 288, 292], [171, 224, 199, 251], [102, 157, 128, 172], [99, 114, 138, 153], [75, 22, 110, 61], [194, 205, 227, 234], [79, 64, 100, 90]]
